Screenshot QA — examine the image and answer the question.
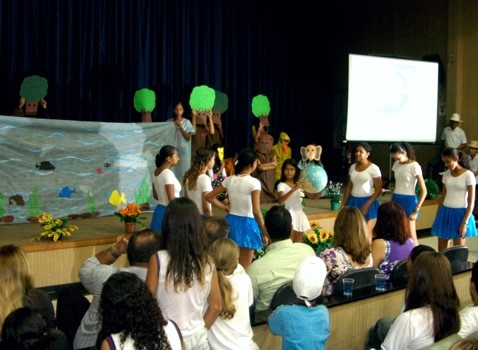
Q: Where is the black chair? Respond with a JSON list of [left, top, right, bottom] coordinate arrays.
[[442, 246, 469, 273], [390, 259, 409, 288], [331, 267, 380, 297], [269, 282, 296, 311]]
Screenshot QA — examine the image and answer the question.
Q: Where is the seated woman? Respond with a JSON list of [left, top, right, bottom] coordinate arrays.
[[318, 207, 373, 296], [371, 202, 415, 275], [382, 251, 460, 349]]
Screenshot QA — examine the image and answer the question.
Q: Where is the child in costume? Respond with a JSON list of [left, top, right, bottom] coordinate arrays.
[[272, 132, 292, 181]]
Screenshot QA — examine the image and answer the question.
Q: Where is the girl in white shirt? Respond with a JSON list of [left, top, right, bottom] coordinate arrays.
[[183, 147, 216, 217], [431, 147, 477, 251], [150, 145, 181, 232]]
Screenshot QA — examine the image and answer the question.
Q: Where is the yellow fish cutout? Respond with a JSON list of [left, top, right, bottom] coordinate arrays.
[[217, 147, 224, 162], [109, 190, 126, 207]]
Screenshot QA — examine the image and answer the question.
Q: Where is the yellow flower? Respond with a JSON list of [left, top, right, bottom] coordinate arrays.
[[319, 230, 329, 242], [310, 221, 320, 230], [34, 212, 78, 241], [306, 231, 319, 244]]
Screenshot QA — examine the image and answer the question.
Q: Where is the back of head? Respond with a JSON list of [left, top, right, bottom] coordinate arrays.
[[265, 205, 292, 241], [409, 244, 435, 264], [1, 306, 54, 350], [406, 251, 460, 341], [235, 148, 257, 174], [293, 256, 327, 307], [209, 238, 239, 275], [127, 229, 161, 266], [183, 147, 215, 189], [333, 207, 370, 264], [203, 216, 229, 246], [373, 202, 410, 243]]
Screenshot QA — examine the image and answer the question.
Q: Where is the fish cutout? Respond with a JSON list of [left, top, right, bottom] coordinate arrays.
[[96, 167, 104, 174], [109, 190, 126, 207], [36, 161, 55, 170], [9, 195, 25, 206], [104, 163, 111, 168], [59, 186, 77, 198]]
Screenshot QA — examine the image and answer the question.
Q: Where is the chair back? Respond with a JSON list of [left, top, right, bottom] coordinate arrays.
[[390, 259, 409, 288], [331, 267, 380, 297], [269, 282, 296, 311], [421, 333, 461, 349], [442, 246, 469, 274]]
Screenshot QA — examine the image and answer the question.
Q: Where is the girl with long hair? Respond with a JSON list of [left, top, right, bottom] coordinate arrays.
[[183, 147, 216, 217], [146, 197, 221, 350], [99, 272, 182, 350], [389, 142, 427, 245], [150, 145, 181, 232], [207, 238, 259, 350], [206, 148, 270, 269]]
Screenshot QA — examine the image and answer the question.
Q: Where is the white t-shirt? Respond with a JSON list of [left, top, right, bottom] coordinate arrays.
[[349, 163, 381, 197], [186, 174, 213, 215], [442, 170, 476, 208], [441, 126, 467, 149], [381, 306, 434, 350], [392, 161, 423, 195], [458, 304, 478, 338], [208, 264, 259, 350], [153, 169, 181, 205], [222, 175, 261, 218]]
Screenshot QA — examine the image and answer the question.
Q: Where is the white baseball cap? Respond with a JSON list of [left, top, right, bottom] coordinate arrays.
[[450, 113, 462, 122], [293, 256, 327, 307]]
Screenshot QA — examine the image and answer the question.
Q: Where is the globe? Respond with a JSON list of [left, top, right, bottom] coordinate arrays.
[[302, 165, 328, 194]]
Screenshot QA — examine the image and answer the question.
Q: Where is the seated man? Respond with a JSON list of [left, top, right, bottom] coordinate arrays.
[[73, 229, 161, 350], [246, 205, 315, 311], [458, 259, 478, 338]]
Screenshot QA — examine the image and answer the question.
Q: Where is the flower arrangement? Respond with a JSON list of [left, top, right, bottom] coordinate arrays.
[[303, 221, 334, 254], [323, 181, 343, 203], [35, 212, 78, 241], [114, 202, 146, 227]]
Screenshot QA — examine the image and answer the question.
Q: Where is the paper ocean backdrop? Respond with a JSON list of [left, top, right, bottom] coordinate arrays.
[[0, 115, 178, 224]]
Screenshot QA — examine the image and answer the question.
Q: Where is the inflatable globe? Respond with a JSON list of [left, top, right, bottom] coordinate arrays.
[[302, 165, 328, 194]]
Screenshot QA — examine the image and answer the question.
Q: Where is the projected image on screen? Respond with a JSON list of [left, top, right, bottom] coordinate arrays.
[[346, 54, 438, 143]]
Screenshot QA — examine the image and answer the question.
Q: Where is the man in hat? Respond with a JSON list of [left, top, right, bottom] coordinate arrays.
[[441, 113, 467, 152], [268, 256, 330, 349]]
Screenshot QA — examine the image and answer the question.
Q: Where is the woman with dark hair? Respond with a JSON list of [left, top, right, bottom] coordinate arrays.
[[382, 251, 460, 349], [183, 147, 216, 217], [146, 197, 221, 350], [1, 307, 57, 350], [371, 202, 415, 275], [206, 148, 270, 269], [431, 147, 477, 251], [341, 142, 382, 234], [389, 142, 427, 245], [99, 272, 182, 350], [150, 145, 181, 232]]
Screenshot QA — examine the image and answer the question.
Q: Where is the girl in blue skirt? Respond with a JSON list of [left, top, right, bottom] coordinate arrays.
[[432, 147, 477, 251]]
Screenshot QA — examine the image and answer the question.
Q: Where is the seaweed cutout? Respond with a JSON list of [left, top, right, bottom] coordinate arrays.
[[28, 186, 40, 217], [134, 176, 150, 204], [87, 191, 97, 213], [133, 88, 156, 113], [0, 193, 4, 217], [20, 75, 48, 101]]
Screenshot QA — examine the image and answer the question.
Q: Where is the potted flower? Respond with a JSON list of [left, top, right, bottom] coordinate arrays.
[[303, 221, 334, 255], [34, 212, 78, 242], [323, 181, 343, 210], [114, 202, 146, 233]]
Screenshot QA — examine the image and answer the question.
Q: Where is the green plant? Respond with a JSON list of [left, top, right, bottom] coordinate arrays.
[[416, 178, 440, 199], [303, 221, 334, 255], [114, 202, 146, 227], [35, 212, 78, 241], [323, 181, 343, 202]]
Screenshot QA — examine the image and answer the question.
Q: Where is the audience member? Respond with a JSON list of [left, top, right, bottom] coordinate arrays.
[[371, 202, 415, 275], [442, 113, 468, 152], [73, 229, 161, 350], [381, 251, 460, 349], [183, 147, 216, 217], [406, 244, 436, 272], [468, 140, 478, 218], [458, 260, 478, 338], [206, 148, 270, 269], [167, 101, 195, 183], [246, 205, 315, 311], [203, 216, 229, 246], [145, 197, 221, 350], [253, 133, 277, 203], [150, 145, 181, 232], [208, 238, 259, 350], [318, 207, 372, 296], [431, 147, 477, 251], [268, 256, 330, 350], [341, 142, 382, 232], [450, 338, 478, 350], [276, 158, 311, 243], [98, 271, 183, 350], [389, 142, 427, 245], [1, 307, 57, 350]]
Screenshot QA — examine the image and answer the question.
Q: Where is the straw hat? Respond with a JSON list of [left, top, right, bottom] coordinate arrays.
[[450, 113, 462, 122], [469, 140, 478, 149]]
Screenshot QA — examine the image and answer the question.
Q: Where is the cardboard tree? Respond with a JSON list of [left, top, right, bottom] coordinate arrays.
[[189, 85, 216, 125], [212, 90, 229, 124], [133, 88, 156, 122], [20, 75, 48, 116], [251, 94, 270, 126]]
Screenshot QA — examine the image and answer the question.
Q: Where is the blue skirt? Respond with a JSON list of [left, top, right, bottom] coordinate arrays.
[[392, 193, 418, 217], [226, 214, 263, 250], [150, 204, 167, 233], [345, 195, 380, 221], [431, 206, 477, 239]]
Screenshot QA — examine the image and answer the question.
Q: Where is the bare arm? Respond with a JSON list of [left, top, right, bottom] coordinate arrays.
[[277, 180, 304, 205], [203, 268, 222, 329], [165, 184, 175, 202], [205, 184, 230, 212], [340, 176, 352, 209], [202, 191, 213, 217], [410, 174, 427, 221], [461, 184, 475, 238], [145, 254, 159, 295], [206, 111, 215, 135], [252, 190, 270, 244], [371, 239, 386, 268], [96, 235, 128, 264]]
